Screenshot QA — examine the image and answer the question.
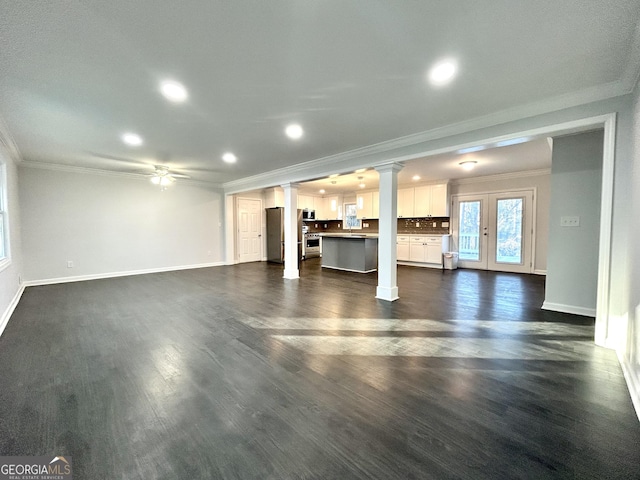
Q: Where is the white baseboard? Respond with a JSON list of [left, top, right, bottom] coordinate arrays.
[[617, 350, 640, 423], [541, 301, 596, 317], [24, 262, 226, 287], [533, 269, 547, 275], [397, 261, 443, 269], [0, 283, 26, 338]]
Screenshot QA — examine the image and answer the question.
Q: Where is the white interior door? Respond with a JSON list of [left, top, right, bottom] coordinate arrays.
[[237, 198, 262, 263], [452, 190, 534, 273]]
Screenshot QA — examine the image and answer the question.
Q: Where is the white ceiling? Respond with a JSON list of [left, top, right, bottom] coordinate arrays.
[[297, 137, 553, 195], [0, 1, 638, 186]]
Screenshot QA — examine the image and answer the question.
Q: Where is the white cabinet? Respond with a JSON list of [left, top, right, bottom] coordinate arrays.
[[398, 188, 415, 217], [409, 184, 449, 217], [298, 195, 314, 211], [315, 197, 327, 220], [399, 235, 449, 267], [356, 192, 374, 219], [430, 184, 448, 216], [324, 195, 343, 220], [397, 235, 410, 261], [264, 187, 285, 208]]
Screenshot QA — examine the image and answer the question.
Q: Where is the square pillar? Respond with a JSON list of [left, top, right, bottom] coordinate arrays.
[[281, 183, 300, 279], [375, 163, 404, 301]]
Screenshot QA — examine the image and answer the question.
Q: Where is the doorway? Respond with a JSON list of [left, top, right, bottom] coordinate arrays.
[[237, 198, 263, 263], [452, 190, 535, 273]]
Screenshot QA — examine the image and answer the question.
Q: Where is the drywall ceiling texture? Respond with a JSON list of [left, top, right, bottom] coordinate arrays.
[[18, 168, 225, 282], [545, 130, 604, 315], [0, 1, 639, 185]]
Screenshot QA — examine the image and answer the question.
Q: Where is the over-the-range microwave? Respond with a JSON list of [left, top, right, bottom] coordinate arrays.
[[302, 209, 315, 220]]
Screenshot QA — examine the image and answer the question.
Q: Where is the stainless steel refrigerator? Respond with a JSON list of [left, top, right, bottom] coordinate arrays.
[[266, 207, 303, 263]]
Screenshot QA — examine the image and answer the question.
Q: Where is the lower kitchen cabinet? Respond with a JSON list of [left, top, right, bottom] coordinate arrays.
[[398, 235, 450, 268]]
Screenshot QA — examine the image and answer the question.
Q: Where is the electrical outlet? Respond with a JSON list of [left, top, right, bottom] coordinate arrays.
[[67, 261, 74, 268], [324, 224, 327, 228], [561, 216, 580, 227], [416, 222, 420, 227], [433, 222, 437, 227], [442, 222, 449, 227], [338, 223, 341, 229], [315, 223, 318, 228]]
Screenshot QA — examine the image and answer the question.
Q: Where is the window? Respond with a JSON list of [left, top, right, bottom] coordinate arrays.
[[344, 203, 361, 230]]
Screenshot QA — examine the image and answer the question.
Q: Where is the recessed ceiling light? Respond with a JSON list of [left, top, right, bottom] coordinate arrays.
[[122, 133, 143, 146], [459, 160, 477, 171], [428, 59, 458, 86], [355, 168, 366, 173], [457, 145, 485, 154], [319, 189, 326, 194], [160, 80, 188, 102], [222, 152, 237, 163], [359, 183, 366, 188], [412, 175, 421, 181], [285, 123, 304, 140]]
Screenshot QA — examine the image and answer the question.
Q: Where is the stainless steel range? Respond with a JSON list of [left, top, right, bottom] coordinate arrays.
[[304, 232, 322, 258]]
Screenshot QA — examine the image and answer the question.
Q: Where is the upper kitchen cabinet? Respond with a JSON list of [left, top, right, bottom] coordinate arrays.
[[414, 183, 449, 217], [264, 187, 285, 208], [397, 188, 415, 217], [318, 194, 343, 220], [297, 195, 315, 211], [356, 192, 375, 219]]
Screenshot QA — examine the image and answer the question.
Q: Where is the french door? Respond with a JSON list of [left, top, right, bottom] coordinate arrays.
[[452, 190, 534, 273]]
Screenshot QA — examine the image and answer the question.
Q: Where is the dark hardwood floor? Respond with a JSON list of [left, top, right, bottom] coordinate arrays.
[[1, 260, 638, 479]]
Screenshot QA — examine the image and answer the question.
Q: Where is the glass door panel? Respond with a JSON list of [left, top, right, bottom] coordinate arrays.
[[459, 200, 481, 261], [495, 198, 523, 264]]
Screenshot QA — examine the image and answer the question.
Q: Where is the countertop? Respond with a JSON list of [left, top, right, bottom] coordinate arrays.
[[320, 233, 379, 238]]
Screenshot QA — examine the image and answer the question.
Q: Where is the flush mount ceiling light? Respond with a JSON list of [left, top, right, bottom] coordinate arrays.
[[358, 176, 365, 188], [459, 160, 477, 171], [222, 152, 237, 163], [319, 189, 326, 194], [160, 80, 188, 103], [122, 133, 143, 147], [412, 175, 421, 181], [428, 59, 458, 86], [285, 123, 304, 140]]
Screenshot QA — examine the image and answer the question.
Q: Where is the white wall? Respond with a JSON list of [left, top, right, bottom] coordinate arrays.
[[449, 170, 550, 273], [622, 78, 640, 418], [19, 166, 225, 282], [0, 142, 24, 334], [544, 131, 603, 315]]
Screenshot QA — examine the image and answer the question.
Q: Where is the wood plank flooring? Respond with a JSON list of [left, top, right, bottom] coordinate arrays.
[[0, 260, 638, 479]]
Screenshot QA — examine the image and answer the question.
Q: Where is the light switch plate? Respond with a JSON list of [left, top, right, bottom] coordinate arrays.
[[442, 222, 449, 227], [561, 216, 580, 227]]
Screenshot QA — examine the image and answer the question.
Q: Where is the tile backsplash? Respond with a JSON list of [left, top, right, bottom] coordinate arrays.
[[305, 217, 450, 235]]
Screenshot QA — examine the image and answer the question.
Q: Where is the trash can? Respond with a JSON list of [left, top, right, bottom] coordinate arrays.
[[443, 252, 458, 270]]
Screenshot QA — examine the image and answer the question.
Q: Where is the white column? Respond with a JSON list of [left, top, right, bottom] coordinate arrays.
[[281, 183, 300, 279], [375, 163, 403, 301]]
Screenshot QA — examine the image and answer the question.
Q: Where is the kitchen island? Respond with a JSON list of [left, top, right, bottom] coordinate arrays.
[[321, 234, 378, 273]]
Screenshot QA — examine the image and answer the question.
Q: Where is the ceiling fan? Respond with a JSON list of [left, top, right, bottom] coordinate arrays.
[[148, 165, 190, 189]]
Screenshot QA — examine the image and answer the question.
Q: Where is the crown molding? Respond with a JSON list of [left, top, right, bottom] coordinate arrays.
[[449, 168, 551, 185], [223, 81, 629, 194], [19, 161, 223, 190]]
